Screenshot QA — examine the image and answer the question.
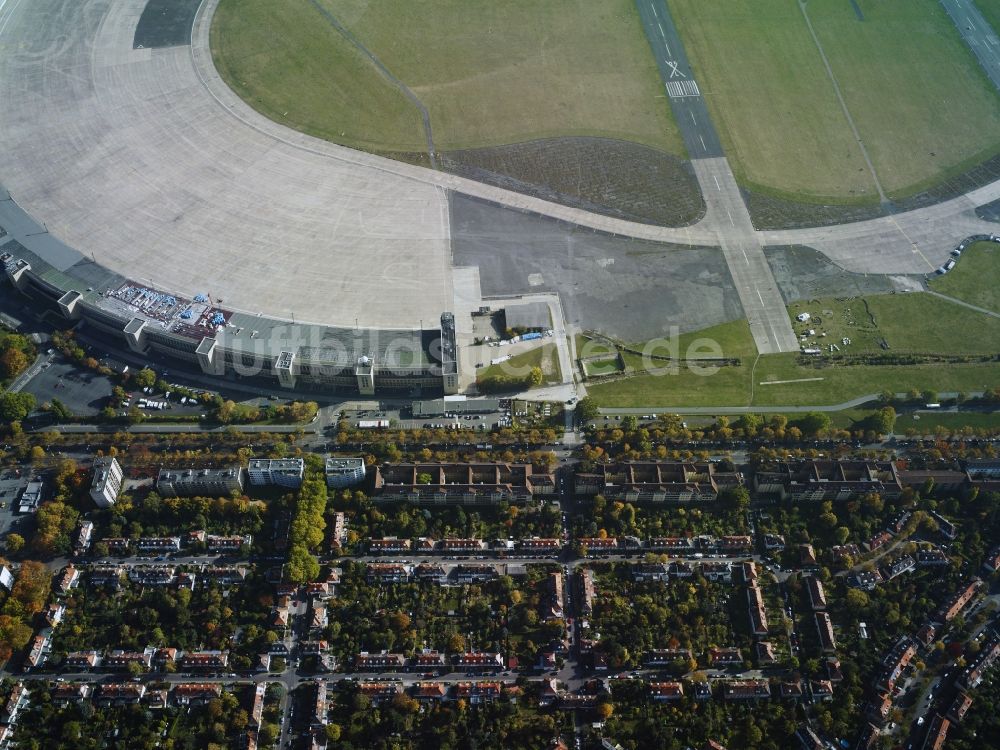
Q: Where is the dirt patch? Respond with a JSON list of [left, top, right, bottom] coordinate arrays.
[[439, 137, 704, 228], [745, 152, 1000, 230], [743, 190, 884, 231]]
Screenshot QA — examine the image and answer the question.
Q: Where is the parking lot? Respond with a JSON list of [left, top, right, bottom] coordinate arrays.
[[21, 352, 114, 416]]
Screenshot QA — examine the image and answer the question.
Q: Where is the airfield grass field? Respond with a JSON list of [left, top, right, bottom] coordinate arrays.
[[671, 0, 1000, 202], [975, 0, 1000, 38], [210, 0, 426, 151], [587, 291, 1000, 407], [928, 241, 1000, 313], [212, 0, 683, 156]]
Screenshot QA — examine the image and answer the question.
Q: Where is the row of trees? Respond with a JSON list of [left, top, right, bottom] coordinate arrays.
[[286, 458, 328, 583]]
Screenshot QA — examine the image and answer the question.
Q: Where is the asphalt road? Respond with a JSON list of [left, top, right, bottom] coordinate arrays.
[[633, 0, 799, 354], [634, 0, 723, 159]]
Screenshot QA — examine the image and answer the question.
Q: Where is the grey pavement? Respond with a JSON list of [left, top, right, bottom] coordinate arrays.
[[691, 158, 799, 353]]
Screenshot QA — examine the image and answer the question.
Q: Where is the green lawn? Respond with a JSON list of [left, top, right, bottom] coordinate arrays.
[[897, 410, 1000, 434], [589, 292, 1000, 407], [671, 0, 1000, 201], [211, 0, 426, 151], [478, 343, 561, 386], [928, 241, 1000, 313], [213, 0, 683, 155]]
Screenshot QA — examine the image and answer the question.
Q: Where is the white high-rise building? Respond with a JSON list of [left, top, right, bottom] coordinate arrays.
[[90, 457, 123, 508], [325, 457, 366, 489], [247, 459, 304, 489]]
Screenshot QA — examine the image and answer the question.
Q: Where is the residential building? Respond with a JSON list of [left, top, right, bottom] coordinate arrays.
[[357, 681, 402, 706], [647, 537, 694, 553], [810, 680, 834, 701], [366, 563, 411, 583], [412, 563, 447, 584], [453, 652, 504, 672], [721, 680, 771, 701], [96, 683, 145, 706], [311, 681, 327, 727], [455, 681, 502, 704], [755, 641, 777, 664], [2, 683, 27, 724], [544, 572, 565, 620], [938, 580, 981, 622], [179, 651, 228, 671], [780, 681, 805, 701], [374, 463, 556, 505], [574, 461, 742, 504], [877, 638, 917, 693], [75, 520, 94, 552], [441, 538, 486, 554], [632, 563, 670, 583], [206, 534, 252, 552], [325, 457, 366, 489], [63, 651, 100, 670], [51, 683, 91, 706], [649, 682, 684, 701], [136, 537, 181, 552], [806, 576, 827, 610], [921, 715, 949, 750], [103, 649, 153, 670], [354, 653, 405, 672], [55, 564, 80, 594], [815, 612, 837, 652], [368, 537, 412, 555], [519, 538, 562, 555], [800, 544, 818, 567], [747, 584, 769, 635], [578, 569, 596, 616], [410, 651, 446, 673], [247, 458, 304, 488], [701, 561, 732, 582], [90, 456, 124, 508], [884, 555, 916, 580], [947, 692, 973, 723], [753, 460, 902, 502], [172, 683, 222, 705], [25, 634, 48, 669], [644, 649, 693, 668], [411, 682, 447, 702], [717, 536, 753, 554], [156, 467, 243, 498], [852, 569, 884, 591], [959, 632, 1000, 689], [917, 548, 949, 567], [708, 647, 743, 667], [578, 537, 618, 555]]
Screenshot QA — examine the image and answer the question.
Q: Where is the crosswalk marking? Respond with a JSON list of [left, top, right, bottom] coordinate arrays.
[[666, 80, 700, 98]]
